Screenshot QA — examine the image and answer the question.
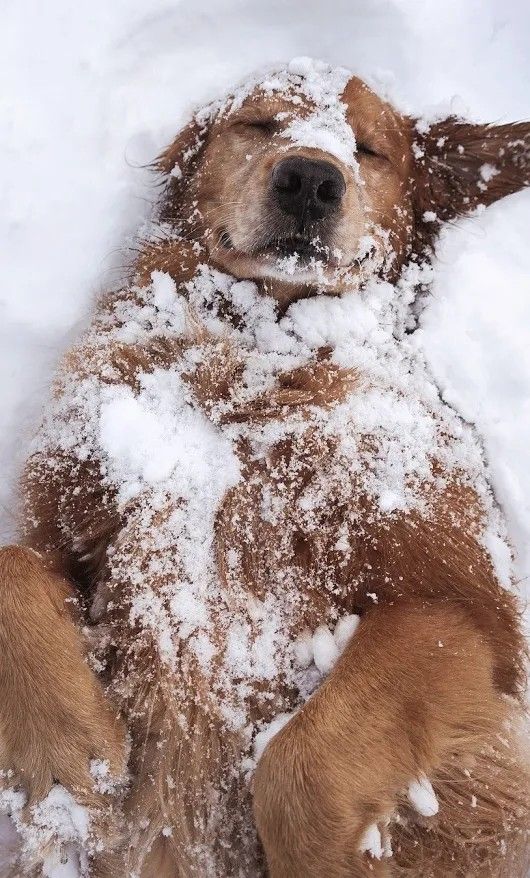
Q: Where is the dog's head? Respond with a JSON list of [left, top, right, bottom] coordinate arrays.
[[157, 59, 529, 303]]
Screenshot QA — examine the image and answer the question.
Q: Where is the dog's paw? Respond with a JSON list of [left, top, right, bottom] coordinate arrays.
[[251, 614, 361, 766]]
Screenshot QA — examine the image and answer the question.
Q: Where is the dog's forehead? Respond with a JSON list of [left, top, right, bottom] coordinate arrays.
[[233, 88, 315, 119], [193, 60, 399, 172], [218, 58, 363, 121]]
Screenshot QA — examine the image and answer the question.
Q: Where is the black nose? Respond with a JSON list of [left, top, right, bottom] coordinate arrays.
[[271, 157, 346, 224]]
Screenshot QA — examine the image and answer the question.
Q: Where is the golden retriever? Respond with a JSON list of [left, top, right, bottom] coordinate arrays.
[[0, 58, 529, 877]]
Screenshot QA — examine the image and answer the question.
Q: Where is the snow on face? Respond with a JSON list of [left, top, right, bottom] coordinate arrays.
[[188, 58, 359, 175], [275, 59, 358, 169]]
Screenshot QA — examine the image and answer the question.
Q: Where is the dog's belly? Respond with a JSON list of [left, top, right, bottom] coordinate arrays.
[[217, 429, 366, 629]]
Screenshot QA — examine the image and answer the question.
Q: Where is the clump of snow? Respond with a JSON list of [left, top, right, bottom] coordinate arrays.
[[359, 820, 393, 859], [333, 614, 360, 651], [279, 59, 358, 168], [98, 369, 239, 504], [407, 773, 439, 817], [358, 822, 385, 859], [2, 785, 90, 878], [292, 630, 314, 669], [311, 625, 340, 675], [479, 163, 500, 183], [253, 713, 293, 762], [302, 617, 352, 671], [305, 615, 360, 676]]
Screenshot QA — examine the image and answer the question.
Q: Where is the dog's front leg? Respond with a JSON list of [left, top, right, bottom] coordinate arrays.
[[0, 546, 127, 867], [253, 601, 528, 878]]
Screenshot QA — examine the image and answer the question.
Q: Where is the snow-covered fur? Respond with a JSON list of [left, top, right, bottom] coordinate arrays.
[[0, 60, 529, 877]]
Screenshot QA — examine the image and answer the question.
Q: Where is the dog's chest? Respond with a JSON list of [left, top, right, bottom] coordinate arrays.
[[215, 423, 366, 624]]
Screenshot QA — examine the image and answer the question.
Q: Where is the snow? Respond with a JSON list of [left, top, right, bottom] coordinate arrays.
[[308, 616, 360, 676], [98, 369, 240, 501], [407, 773, 440, 818], [417, 194, 530, 580], [311, 625, 340, 675], [1, 0, 529, 874], [253, 713, 293, 762], [333, 614, 361, 652], [358, 822, 385, 859], [0, 785, 90, 878], [280, 59, 358, 168]]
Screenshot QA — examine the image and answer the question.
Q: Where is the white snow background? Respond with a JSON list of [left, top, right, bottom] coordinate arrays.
[[1, 0, 529, 872]]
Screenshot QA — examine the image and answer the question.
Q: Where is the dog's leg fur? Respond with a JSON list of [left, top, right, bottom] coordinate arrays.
[[253, 601, 529, 878], [0, 546, 127, 869], [85, 507, 262, 878]]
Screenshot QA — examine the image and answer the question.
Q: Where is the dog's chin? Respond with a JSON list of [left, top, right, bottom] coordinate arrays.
[[211, 235, 360, 289]]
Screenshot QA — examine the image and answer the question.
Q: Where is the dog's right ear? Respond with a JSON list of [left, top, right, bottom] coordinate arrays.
[[412, 118, 530, 222]]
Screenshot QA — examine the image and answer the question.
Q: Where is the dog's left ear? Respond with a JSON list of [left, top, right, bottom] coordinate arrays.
[[154, 108, 217, 224], [412, 117, 530, 222], [155, 116, 210, 179]]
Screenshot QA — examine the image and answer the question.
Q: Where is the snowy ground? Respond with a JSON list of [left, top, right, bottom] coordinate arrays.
[[1, 0, 529, 872]]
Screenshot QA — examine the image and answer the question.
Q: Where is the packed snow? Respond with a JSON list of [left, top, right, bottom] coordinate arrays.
[[0, 784, 90, 878], [407, 774, 440, 818], [1, 0, 529, 875]]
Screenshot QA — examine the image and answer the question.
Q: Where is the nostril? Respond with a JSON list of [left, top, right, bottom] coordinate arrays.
[[273, 166, 302, 195], [283, 172, 302, 195], [317, 179, 341, 203]]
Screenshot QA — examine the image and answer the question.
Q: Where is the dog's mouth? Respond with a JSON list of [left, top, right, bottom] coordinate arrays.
[[218, 228, 336, 268], [269, 235, 325, 260], [214, 225, 378, 286]]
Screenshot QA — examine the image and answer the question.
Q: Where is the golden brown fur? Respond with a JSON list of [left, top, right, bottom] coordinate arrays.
[[0, 66, 529, 877]]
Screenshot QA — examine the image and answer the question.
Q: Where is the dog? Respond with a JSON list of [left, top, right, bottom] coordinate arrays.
[[0, 58, 529, 877]]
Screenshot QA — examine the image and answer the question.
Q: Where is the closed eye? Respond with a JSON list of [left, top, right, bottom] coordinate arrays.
[[232, 118, 276, 135], [357, 142, 386, 160]]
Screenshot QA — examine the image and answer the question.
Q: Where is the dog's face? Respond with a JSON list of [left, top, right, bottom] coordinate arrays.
[[194, 75, 412, 290], [158, 60, 529, 302]]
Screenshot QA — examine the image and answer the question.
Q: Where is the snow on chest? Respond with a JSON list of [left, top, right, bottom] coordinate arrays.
[[98, 368, 239, 505], [36, 267, 493, 728], [95, 268, 482, 603]]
